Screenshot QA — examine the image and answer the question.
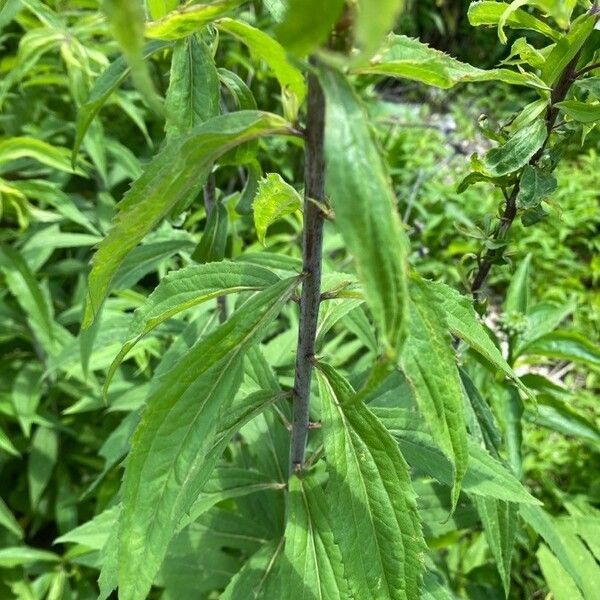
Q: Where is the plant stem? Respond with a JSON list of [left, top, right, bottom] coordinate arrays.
[[470, 52, 582, 300], [203, 174, 228, 323], [290, 65, 326, 473]]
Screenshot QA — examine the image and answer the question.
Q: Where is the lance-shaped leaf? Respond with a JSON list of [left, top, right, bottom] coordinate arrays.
[[317, 363, 425, 600], [145, 0, 244, 40], [83, 110, 293, 328], [281, 474, 350, 599], [192, 201, 229, 263], [354, 0, 405, 61], [0, 137, 84, 174], [102, 0, 162, 114], [519, 331, 600, 367], [321, 66, 409, 353], [165, 33, 220, 138], [146, 0, 178, 20], [73, 40, 170, 163], [216, 18, 306, 119], [467, 1, 560, 41], [400, 278, 468, 508], [112, 277, 299, 600], [359, 34, 548, 90], [105, 261, 280, 391], [475, 497, 519, 597], [556, 100, 600, 124]]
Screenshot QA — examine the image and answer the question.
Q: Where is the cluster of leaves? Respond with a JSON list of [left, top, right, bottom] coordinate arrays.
[[0, 1, 599, 599]]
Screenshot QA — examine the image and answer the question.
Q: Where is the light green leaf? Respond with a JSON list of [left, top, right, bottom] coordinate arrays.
[[483, 118, 547, 177], [102, 0, 163, 114], [0, 547, 60, 568], [354, 0, 405, 60], [0, 497, 23, 539], [321, 66, 409, 352], [360, 34, 548, 90], [468, 1, 560, 41], [556, 99, 600, 124], [146, 0, 244, 39], [106, 261, 279, 390], [0, 137, 83, 174], [146, 0, 178, 20], [519, 330, 600, 366], [165, 33, 220, 138], [83, 110, 292, 328], [281, 474, 350, 598], [497, 0, 530, 44], [0, 426, 20, 457], [541, 14, 596, 85], [475, 497, 519, 596], [401, 278, 468, 508], [517, 166, 557, 209], [112, 277, 298, 600], [317, 363, 425, 600], [11, 363, 42, 438], [504, 253, 532, 314], [537, 544, 583, 600], [73, 40, 170, 163], [253, 173, 302, 245], [55, 505, 119, 550], [375, 407, 540, 504], [276, 0, 345, 56], [216, 18, 306, 119], [28, 426, 58, 509]]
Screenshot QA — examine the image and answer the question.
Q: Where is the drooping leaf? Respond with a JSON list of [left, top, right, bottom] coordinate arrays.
[[280, 474, 350, 598], [0, 547, 60, 568], [317, 362, 425, 600], [83, 110, 293, 328], [192, 201, 229, 263], [0, 137, 83, 174], [483, 119, 547, 177], [519, 330, 600, 367], [106, 261, 279, 389], [145, 0, 244, 39], [541, 14, 596, 85], [360, 34, 548, 90], [216, 18, 306, 119], [555, 100, 600, 124], [165, 33, 220, 138], [467, 1, 560, 41], [0, 497, 23, 539], [73, 40, 170, 163], [401, 278, 468, 508], [276, 0, 345, 56], [320, 66, 409, 352], [475, 497, 519, 596], [253, 173, 302, 245], [111, 277, 298, 600], [101, 0, 162, 114]]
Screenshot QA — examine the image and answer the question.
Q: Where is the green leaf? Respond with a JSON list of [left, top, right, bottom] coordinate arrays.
[[165, 33, 220, 138], [519, 330, 600, 366], [0, 497, 23, 539], [359, 34, 548, 90], [106, 261, 279, 390], [73, 40, 170, 163], [320, 66, 409, 352], [475, 497, 519, 596], [0, 425, 20, 457], [216, 18, 306, 119], [428, 280, 527, 394], [82, 110, 292, 328], [541, 14, 596, 86], [146, 0, 178, 20], [11, 362, 42, 438], [276, 0, 345, 56], [504, 253, 532, 314], [483, 119, 547, 177], [112, 277, 298, 600], [556, 99, 600, 124], [517, 166, 557, 209], [28, 426, 58, 509], [192, 201, 229, 263], [281, 474, 350, 598], [401, 278, 468, 508], [253, 173, 302, 245], [497, 0, 530, 45], [0, 137, 83, 174], [467, 1, 560, 41], [146, 1, 244, 40], [375, 407, 540, 504], [317, 363, 425, 600], [354, 0, 406, 60], [0, 547, 60, 568], [102, 0, 163, 114], [537, 544, 583, 600]]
